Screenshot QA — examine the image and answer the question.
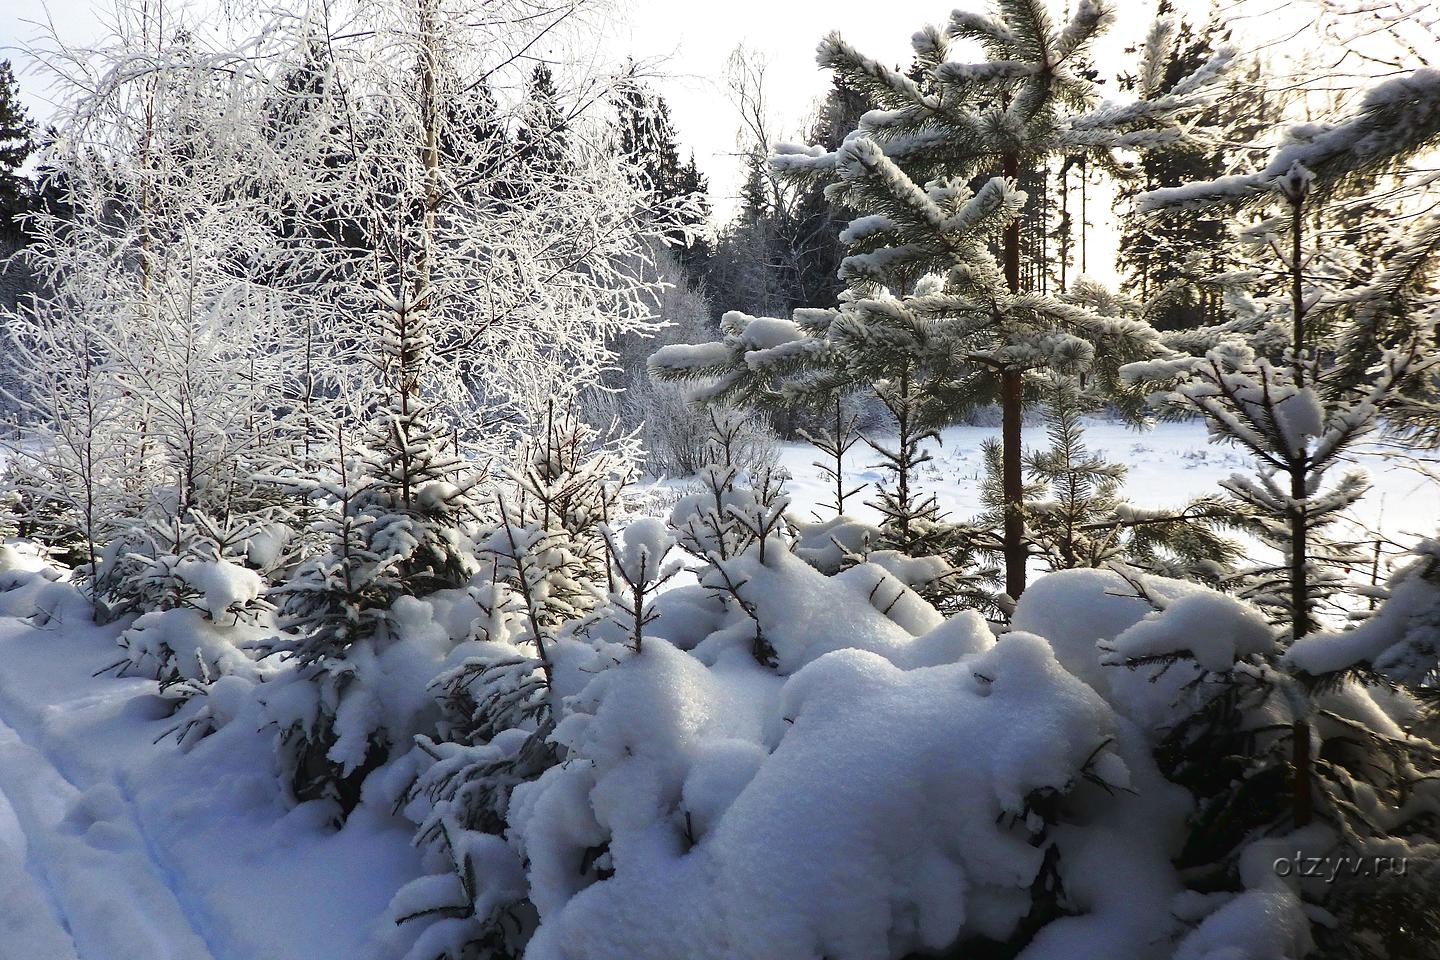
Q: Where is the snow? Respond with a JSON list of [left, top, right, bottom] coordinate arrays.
[[514, 631, 1129, 960], [608, 517, 677, 585], [8, 0, 1437, 955], [118, 606, 272, 688], [0, 574, 422, 960], [1011, 568, 1203, 730], [774, 417, 1439, 574], [647, 340, 730, 374], [791, 515, 882, 573], [1140, 68, 1440, 210], [1102, 581, 1277, 673], [676, 548, 961, 673], [1284, 537, 1440, 680], [0, 414, 1430, 960], [1171, 889, 1313, 960]]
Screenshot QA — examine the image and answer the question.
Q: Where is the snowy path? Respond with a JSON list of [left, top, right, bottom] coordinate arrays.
[[0, 603, 425, 960], [0, 624, 216, 960], [0, 716, 82, 960]]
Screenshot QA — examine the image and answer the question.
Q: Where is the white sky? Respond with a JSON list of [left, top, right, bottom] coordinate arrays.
[[3, 0, 1432, 284], [601, 0, 1206, 221]]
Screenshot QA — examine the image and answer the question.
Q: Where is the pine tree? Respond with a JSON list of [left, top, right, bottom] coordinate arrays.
[[1110, 73, 1440, 954], [1131, 68, 1440, 639], [263, 432, 398, 810], [707, 154, 792, 317], [484, 400, 631, 650], [1325, 210, 1440, 448], [262, 29, 494, 799], [795, 393, 867, 517], [385, 404, 638, 958], [0, 59, 33, 228], [666, 409, 791, 664], [1098, 565, 1440, 959], [860, 367, 947, 558], [737, 150, 769, 228], [749, 0, 1230, 600], [596, 518, 680, 653], [613, 70, 710, 278], [1115, 17, 1292, 331], [1022, 372, 1241, 579], [652, 282, 1004, 611]]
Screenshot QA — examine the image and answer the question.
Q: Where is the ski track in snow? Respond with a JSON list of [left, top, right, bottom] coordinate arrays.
[[0, 622, 217, 960], [0, 593, 426, 960]]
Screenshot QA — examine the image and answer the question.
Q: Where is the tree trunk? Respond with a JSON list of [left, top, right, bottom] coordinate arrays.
[[1289, 461, 1309, 640], [1288, 194, 1309, 641], [1286, 192, 1313, 830], [1292, 719, 1313, 827], [1001, 369, 1026, 600], [1001, 152, 1027, 601], [833, 395, 845, 514], [1290, 195, 1306, 390], [897, 368, 912, 549]]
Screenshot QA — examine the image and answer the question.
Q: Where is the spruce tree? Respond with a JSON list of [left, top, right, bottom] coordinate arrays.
[[264, 294, 483, 812], [0, 59, 33, 227], [789, 77, 872, 309], [726, 0, 1231, 600], [1115, 13, 1234, 328], [514, 63, 569, 183], [1131, 68, 1440, 639], [613, 70, 710, 277]]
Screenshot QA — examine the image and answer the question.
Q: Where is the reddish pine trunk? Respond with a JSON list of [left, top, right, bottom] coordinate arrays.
[[1001, 153, 1026, 601]]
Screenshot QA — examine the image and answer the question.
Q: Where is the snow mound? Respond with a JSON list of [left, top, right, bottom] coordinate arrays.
[[0, 563, 90, 624], [683, 548, 952, 673], [118, 607, 271, 688], [1172, 889, 1313, 960], [1101, 576, 1277, 673], [1013, 568, 1202, 729], [1285, 537, 1440, 681], [0, 541, 53, 576], [511, 631, 1126, 960], [791, 515, 880, 574], [177, 557, 264, 619]]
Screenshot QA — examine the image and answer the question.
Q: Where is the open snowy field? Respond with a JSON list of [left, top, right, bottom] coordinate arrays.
[[774, 418, 1440, 572]]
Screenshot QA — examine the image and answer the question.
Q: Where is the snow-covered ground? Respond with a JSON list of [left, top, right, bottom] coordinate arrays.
[[0, 581, 421, 960], [775, 418, 1440, 571], [0, 418, 1433, 960]]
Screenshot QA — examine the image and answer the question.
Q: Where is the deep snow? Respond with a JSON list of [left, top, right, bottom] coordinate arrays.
[[0, 418, 1432, 959], [0, 568, 422, 960]]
